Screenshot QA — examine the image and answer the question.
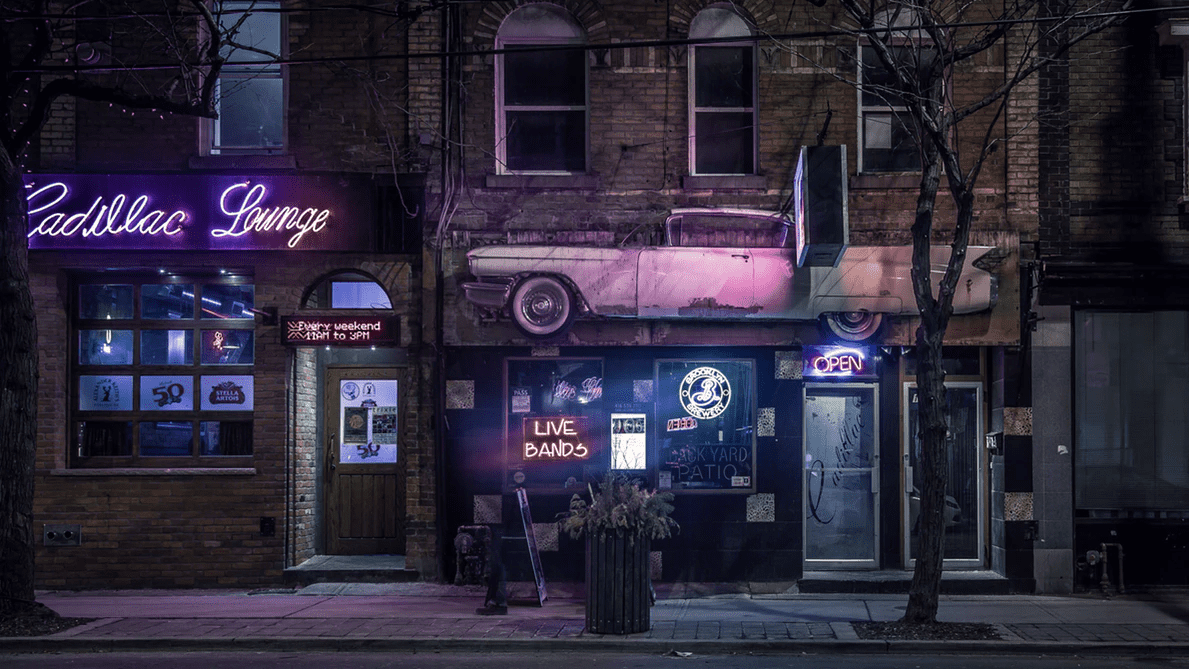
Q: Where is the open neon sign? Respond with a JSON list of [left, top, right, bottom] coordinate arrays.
[[804, 346, 875, 378], [25, 174, 373, 252]]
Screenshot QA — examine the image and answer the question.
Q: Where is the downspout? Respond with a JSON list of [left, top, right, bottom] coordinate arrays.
[[432, 0, 463, 583]]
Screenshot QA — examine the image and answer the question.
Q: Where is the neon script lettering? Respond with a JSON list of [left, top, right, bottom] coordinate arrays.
[[27, 182, 186, 239], [215, 182, 331, 249]]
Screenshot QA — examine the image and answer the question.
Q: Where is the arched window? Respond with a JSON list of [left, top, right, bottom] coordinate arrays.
[[858, 6, 934, 173], [496, 4, 588, 173], [689, 5, 757, 175], [302, 271, 392, 309]]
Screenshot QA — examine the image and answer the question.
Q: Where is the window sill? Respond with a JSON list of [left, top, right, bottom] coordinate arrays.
[[52, 467, 258, 476], [682, 175, 767, 191], [189, 155, 296, 170], [850, 173, 922, 190], [485, 174, 600, 189]]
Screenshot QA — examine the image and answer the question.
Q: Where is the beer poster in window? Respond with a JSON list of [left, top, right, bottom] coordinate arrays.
[[506, 358, 605, 491], [200, 375, 254, 411], [611, 413, 647, 470], [656, 360, 756, 492], [140, 375, 194, 411], [79, 375, 133, 411], [338, 379, 399, 464]]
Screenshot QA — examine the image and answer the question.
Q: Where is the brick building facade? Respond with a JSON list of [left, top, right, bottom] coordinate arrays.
[[26, 3, 437, 589], [1031, 1, 1189, 592], [18, 0, 1103, 592], [435, 0, 1035, 589]]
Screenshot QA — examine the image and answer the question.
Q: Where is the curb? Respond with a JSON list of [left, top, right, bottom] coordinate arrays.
[[4, 636, 1189, 656]]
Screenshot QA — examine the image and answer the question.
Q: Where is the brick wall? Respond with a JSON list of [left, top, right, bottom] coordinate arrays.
[[1041, 11, 1189, 262], [441, 0, 1023, 346]]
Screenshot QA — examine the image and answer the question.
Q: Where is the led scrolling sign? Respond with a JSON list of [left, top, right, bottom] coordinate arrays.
[[25, 174, 374, 251]]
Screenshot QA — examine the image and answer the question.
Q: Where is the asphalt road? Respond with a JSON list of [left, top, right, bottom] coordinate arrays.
[[4, 651, 1189, 669]]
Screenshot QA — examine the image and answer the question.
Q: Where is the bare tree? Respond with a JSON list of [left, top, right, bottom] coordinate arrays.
[[814, 0, 1127, 622], [0, 0, 270, 617]]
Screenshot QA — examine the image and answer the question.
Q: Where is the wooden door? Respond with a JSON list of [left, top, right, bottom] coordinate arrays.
[[325, 367, 406, 555]]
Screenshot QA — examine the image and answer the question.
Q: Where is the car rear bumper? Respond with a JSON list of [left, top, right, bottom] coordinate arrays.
[[461, 278, 514, 309]]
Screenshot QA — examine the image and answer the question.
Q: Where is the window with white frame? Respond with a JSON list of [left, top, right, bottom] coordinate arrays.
[[857, 8, 933, 173], [496, 4, 588, 173], [72, 276, 257, 466], [689, 5, 756, 175], [209, 0, 284, 155]]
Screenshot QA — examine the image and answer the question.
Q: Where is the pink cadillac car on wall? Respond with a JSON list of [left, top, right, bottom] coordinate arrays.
[[461, 208, 1000, 342]]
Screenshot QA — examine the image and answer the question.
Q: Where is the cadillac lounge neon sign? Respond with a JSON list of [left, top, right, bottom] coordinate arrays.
[[25, 174, 373, 251]]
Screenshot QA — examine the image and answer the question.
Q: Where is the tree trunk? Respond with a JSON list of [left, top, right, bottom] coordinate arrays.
[[902, 137, 950, 624], [0, 149, 39, 616], [905, 324, 950, 623]]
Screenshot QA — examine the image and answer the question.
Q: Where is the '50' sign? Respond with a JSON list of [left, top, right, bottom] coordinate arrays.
[[152, 382, 186, 407]]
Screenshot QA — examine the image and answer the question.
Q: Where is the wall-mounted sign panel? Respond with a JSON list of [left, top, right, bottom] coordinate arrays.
[[282, 316, 399, 347], [26, 173, 376, 251], [803, 346, 877, 379]]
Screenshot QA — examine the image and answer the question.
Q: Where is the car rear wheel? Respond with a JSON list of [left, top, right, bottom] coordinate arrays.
[[510, 276, 575, 339], [822, 311, 884, 342]]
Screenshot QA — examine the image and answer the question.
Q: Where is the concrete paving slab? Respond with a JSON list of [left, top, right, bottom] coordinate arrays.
[[658, 598, 872, 623], [291, 596, 584, 620], [39, 594, 332, 619]]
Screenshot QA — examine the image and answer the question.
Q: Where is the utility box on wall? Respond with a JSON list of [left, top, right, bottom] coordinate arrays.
[[793, 145, 849, 267]]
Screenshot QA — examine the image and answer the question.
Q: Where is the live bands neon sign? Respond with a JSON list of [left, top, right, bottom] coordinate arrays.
[[803, 346, 877, 378], [25, 174, 373, 251], [523, 416, 590, 460]]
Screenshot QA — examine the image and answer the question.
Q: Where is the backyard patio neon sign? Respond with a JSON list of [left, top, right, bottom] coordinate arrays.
[[25, 173, 373, 251]]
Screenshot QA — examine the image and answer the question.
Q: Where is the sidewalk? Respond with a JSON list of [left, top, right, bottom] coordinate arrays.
[[4, 582, 1189, 656]]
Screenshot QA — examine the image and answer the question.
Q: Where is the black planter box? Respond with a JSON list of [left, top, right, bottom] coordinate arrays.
[[586, 531, 651, 634]]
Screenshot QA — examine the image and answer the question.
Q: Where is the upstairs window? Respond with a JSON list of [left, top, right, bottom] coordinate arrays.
[[496, 4, 588, 173], [209, 0, 284, 155], [689, 6, 757, 175], [858, 7, 934, 173]]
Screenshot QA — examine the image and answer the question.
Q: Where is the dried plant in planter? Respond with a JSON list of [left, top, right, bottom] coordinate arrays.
[[561, 473, 679, 540]]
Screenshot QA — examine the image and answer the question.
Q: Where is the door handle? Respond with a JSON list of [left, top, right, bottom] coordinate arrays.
[[324, 433, 337, 482], [732, 254, 750, 260]]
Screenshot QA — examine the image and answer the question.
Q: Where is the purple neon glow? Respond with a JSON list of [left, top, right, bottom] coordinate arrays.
[[216, 181, 332, 248], [25, 174, 373, 252], [27, 182, 188, 238], [805, 346, 868, 377]]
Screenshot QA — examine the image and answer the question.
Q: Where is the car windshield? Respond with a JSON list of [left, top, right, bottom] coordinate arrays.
[[667, 213, 790, 248]]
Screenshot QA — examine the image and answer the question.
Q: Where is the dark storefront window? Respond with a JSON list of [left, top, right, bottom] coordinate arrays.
[[505, 357, 604, 490], [655, 359, 756, 492], [72, 276, 256, 466], [1076, 311, 1189, 510]]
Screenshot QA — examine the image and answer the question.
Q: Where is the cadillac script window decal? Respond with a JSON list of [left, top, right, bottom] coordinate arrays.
[[679, 366, 731, 419]]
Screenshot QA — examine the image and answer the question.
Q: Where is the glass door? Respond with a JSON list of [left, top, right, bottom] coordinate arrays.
[[803, 383, 879, 569], [903, 382, 984, 568]]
